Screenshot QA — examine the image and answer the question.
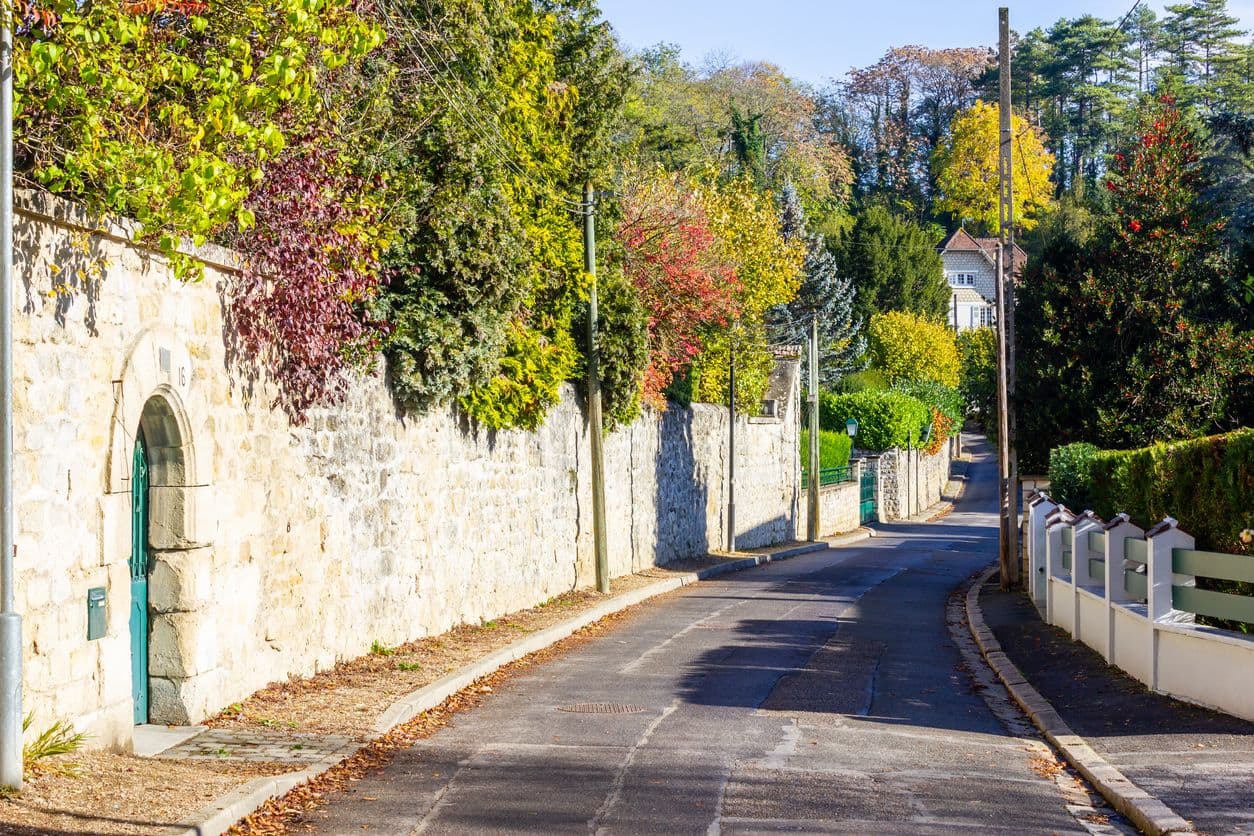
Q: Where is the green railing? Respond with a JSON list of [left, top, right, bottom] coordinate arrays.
[[1172, 548, 1254, 624], [802, 465, 854, 488]]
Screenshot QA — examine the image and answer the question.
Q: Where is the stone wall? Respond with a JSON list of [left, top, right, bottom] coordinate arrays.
[[862, 443, 952, 522], [12, 193, 800, 749], [796, 480, 860, 538]]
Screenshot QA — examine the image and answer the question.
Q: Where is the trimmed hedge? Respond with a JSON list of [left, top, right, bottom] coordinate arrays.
[[1086, 430, 1254, 554], [801, 429, 853, 471], [820, 389, 931, 452]]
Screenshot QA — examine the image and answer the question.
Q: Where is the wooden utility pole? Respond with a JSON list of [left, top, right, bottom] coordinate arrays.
[[997, 8, 1021, 589], [807, 315, 820, 541], [583, 183, 609, 594]]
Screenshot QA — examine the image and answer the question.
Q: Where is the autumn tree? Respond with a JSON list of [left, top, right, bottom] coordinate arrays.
[[866, 311, 960, 388], [932, 101, 1054, 231], [690, 179, 806, 410], [617, 168, 740, 409]]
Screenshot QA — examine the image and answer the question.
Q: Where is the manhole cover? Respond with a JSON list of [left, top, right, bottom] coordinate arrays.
[[556, 703, 648, 714]]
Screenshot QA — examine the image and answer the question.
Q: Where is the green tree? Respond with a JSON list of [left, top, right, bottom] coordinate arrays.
[[956, 328, 997, 425], [838, 205, 949, 324], [1015, 97, 1254, 467]]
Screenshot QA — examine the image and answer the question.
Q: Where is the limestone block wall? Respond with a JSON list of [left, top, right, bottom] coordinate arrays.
[[12, 192, 799, 750], [863, 443, 952, 522], [796, 481, 860, 538]]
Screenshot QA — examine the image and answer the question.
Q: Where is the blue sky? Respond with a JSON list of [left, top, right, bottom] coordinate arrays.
[[597, 0, 1254, 87]]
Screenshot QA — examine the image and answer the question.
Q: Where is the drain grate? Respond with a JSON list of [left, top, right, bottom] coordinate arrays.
[[556, 703, 647, 715]]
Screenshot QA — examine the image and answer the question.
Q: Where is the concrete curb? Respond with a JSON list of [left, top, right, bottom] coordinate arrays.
[[963, 564, 1195, 835], [176, 534, 869, 835]]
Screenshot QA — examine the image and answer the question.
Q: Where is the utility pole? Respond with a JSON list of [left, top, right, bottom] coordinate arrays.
[[806, 315, 820, 541], [0, 9, 22, 790], [727, 333, 736, 553], [997, 6, 1021, 590], [583, 184, 609, 594]]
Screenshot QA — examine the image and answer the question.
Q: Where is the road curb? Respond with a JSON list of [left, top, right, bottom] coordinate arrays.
[[963, 564, 1195, 835], [176, 534, 866, 835]]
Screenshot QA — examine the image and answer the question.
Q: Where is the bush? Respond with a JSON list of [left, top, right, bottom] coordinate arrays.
[[820, 389, 931, 452], [832, 368, 888, 394], [801, 429, 853, 470], [892, 380, 963, 425], [1048, 442, 1100, 510], [1085, 429, 1254, 555], [866, 310, 960, 387]]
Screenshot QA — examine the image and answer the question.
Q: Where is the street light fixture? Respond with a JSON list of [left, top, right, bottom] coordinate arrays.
[[845, 417, 858, 439]]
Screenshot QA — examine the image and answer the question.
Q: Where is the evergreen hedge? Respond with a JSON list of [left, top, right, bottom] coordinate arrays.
[[1050, 430, 1254, 554], [820, 390, 931, 452], [800, 429, 853, 471]]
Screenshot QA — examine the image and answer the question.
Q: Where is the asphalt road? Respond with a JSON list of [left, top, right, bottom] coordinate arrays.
[[309, 441, 1097, 834]]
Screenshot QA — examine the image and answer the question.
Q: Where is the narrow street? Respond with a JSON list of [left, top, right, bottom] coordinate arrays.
[[307, 444, 1098, 834]]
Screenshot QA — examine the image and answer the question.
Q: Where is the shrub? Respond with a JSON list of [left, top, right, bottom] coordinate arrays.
[[866, 310, 960, 388], [820, 390, 931, 452], [832, 368, 888, 394], [801, 429, 853, 470], [892, 380, 963, 425], [1048, 442, 1100, 510], [1084, 429, 1254, 555]]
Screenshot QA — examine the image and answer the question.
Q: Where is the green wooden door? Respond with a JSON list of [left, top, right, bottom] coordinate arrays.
[[130, 434, 149, 724], [859, 467, 877, 525]]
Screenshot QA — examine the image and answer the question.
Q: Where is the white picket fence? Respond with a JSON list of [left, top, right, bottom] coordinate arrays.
[[1026, 492, 1254, 722]]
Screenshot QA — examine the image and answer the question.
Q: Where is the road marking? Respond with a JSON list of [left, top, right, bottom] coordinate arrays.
[[589, 700, 678, 834]]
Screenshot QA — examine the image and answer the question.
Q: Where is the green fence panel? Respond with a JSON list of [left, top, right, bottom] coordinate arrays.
[[1172, 549, 1254, 584], [1088, 558, 1105, 582], [1124, 538, 1147, 566], [1087, 531, 1105, 552], [1124, 570, 1147, 599], [1173, 586, 1254, 623]]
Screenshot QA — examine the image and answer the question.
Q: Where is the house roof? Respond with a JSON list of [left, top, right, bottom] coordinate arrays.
[[938, 228, 1027, 278]]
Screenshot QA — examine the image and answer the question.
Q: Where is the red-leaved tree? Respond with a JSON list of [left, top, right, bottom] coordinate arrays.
[[231, 140, 389, 419], [617, 171, 740, 408]]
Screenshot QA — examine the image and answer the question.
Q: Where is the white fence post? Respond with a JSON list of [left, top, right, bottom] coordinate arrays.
[[1027, 492, 1058, 610], [1146, 518, 1196, 691], [1070, 511, 1105, 641], [1103, 513, 1144, 668], [1044, 507, 1075, 626]]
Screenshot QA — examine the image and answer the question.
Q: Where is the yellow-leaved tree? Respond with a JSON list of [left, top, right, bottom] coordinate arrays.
[[932, 101, 1054, 231], [867, 311, 960, 388], [691, 178, 806, 409]]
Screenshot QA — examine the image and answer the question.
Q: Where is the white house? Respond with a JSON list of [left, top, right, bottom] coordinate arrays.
[[937, 228, 1026, 331]]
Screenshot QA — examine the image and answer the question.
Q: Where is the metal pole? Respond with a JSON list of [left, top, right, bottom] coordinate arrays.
[[583, 183, 609, 594], [806, 316, 820, 541], [727, 334, 736, 552], [998, 8, 1021, 589], [0, 9, 22, 790]]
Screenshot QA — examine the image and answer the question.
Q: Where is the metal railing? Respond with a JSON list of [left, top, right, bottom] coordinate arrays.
[[801, 465, 853, 488]]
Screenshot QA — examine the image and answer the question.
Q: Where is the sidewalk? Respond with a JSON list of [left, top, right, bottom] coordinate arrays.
[[978, 579, 1254, 835]]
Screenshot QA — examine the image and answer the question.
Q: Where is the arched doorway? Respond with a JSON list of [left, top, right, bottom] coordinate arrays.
[[129, 431, 149, 724], [131, 394, 189, 724]]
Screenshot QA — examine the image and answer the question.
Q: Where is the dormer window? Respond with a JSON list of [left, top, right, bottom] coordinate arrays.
[[948, 272, 976, 287]]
